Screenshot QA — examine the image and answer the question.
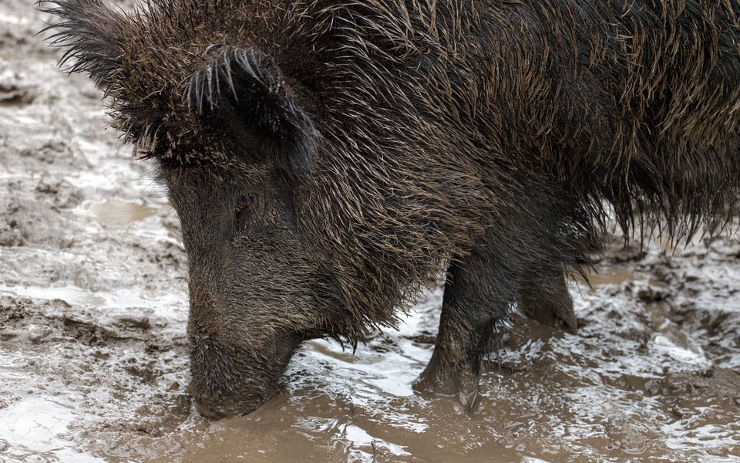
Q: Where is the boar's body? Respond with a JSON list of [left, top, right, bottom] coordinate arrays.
[[45, 0, 740, 417]]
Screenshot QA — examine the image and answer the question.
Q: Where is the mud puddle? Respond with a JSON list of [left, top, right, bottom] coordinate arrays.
[[75, 200, 167, 227], [1, 1, 739, 462]]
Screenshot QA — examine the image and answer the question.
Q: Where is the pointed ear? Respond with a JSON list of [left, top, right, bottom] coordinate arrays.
[[185, 46, 319, 178], [40, 0, 127, 90]]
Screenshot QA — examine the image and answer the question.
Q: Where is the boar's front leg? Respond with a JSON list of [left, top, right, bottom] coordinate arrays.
[[413, 248, 512, 406], [519, 269, 577, 333]]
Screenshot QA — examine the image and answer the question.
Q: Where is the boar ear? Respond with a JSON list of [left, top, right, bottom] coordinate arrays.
[[39, 0, 126, 90], [185, 46, 318, 178]]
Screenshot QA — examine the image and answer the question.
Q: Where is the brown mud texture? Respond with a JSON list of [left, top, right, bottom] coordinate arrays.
[[1, 2, 738, 462]]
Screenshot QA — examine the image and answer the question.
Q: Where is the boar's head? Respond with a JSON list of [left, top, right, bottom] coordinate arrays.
[[41, 0, 335, 418], [42, 0, 483, 417]]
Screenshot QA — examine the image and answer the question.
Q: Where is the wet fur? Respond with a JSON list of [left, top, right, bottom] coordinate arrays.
[[42, 0, 740, 410]]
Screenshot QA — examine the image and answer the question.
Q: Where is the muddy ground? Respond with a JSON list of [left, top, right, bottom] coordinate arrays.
[[1, 2, 739, 462]]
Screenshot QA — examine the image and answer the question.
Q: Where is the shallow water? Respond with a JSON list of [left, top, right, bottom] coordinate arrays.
[[1, 2, 739, 462], [75, 200, 164, 227]]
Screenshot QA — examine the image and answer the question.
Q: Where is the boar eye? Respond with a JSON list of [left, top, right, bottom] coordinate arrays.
[[235, 193, 255, 216]]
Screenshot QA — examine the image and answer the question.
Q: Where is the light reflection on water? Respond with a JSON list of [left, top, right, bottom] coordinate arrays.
[[0, 398, 107, 463]]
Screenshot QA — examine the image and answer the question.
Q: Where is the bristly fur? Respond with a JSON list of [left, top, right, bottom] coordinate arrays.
[[183, 45, 319, 176], [39, 0, 127, 88], [184, 46, 270, 113], [40, 0, 740, 349]]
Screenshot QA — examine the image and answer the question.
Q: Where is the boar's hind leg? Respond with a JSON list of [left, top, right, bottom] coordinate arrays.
[[519, 270, 577, 333], [413, 250, 511, 406]]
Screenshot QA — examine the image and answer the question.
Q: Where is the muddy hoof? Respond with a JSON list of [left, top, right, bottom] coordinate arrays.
[[413, 368, 479, 410], [522, 297, 577, 334]]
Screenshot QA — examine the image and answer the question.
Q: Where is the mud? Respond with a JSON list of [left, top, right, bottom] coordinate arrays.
[[1, 2, 738, 462]]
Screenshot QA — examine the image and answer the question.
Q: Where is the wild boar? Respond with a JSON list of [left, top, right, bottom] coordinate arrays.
[[42, 0, 740, 418]]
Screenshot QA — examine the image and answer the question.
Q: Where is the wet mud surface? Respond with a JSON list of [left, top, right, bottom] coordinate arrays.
[[1, 2, 739, 462]]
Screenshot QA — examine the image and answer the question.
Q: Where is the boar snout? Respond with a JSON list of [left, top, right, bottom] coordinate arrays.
[[188, 282, 303, 418], [189, 331, 303, 418], [192, 393, 232, 420], [188, 336, 264, 418]]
